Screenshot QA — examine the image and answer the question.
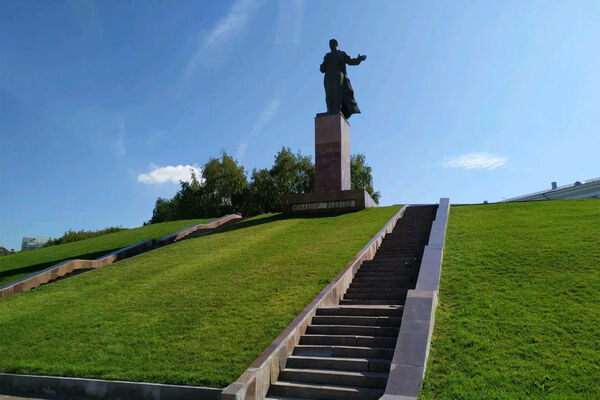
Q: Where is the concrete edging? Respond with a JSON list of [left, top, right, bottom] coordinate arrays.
[[221, 205, 409, 400], [0, 373, 221, 400], [0, 214, 241, 299], [381, 198, 450, 400]]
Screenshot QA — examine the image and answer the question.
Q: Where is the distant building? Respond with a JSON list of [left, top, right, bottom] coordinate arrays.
[[504, 177, 600, 202], [21, 237, 51, 251], [0, 247, 12, 256]]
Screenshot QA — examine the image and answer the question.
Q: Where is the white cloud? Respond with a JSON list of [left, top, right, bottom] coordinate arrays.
[[236, 99, 281, 160], [185, 0, 264, 74], [137, 164, 202, 184], [442, 152, 508, 170]]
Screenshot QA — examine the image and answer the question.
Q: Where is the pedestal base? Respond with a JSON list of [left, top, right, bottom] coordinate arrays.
[[282, 189, 376, 214]]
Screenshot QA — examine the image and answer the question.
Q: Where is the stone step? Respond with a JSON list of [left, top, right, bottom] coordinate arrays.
[[349, 281, 413, 289], [285, 355, 391, 372], [293, 345, 394, 359], [279, 368, 388, 389], [351, 276, 411, 283], [376, 245, 421, 250], [373, 253, 421, 264], [374, 254, 420, 260], [316, 305, 403, 317], [376, 247, 422, 253], [375, 251, 422, 257], [363, 258, 419, 265], [305, 325, 399, 337], [354, 270, 418, 278], [374, 252, 421, 259], [379, 239, 427, 244], [351, 274, 418, 287], [343, 292, 408, 300], [299, 334, 397, 348], [311, 315, 401, 327], [356, 266, 415, 273], [340, 299, 404, 305], [345, 287, 409, 296], [269, 381, 383, 400], [353, 272, 412, 280], [355, 265, 416, 272]]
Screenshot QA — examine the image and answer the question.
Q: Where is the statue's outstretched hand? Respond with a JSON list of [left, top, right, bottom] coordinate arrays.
[[358, 54, 367, 62]]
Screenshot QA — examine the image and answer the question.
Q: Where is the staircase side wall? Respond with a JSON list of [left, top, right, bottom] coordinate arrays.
[[381, 198, 450, 400]]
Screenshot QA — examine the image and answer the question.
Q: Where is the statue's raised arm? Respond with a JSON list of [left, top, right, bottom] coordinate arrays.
[[344, 53, 367, 66], [321, 39, 366, 119]]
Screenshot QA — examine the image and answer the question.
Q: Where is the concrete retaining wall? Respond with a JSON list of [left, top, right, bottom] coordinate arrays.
[[221, 205, 409, 400], [381, 198, 450, 400], [0, 214, 241, 299], [0, 373, 221, 400]]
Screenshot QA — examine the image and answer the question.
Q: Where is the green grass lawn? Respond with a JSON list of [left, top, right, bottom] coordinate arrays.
[[0, 219, 210, 287], [420, 199, 600, 400], [0, 206, 400, 387]]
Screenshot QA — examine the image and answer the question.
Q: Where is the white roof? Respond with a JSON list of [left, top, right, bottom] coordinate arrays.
[[504, 177, 600, 202]]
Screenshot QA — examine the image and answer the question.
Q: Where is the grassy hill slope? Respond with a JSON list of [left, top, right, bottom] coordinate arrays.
[[0, 206, 401, 387], [420, 199, 600, 400], [0, 219, 210, 286]]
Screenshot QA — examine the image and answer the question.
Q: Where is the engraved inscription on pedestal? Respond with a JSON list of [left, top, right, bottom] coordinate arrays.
[[291, 200, 356, 212]]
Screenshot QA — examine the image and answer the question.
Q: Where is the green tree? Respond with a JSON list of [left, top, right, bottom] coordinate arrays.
[[245, 168, 278, 215], [240, 148, 314, 215], [172, 170, 206, 219], [270, 147, 314, 195], [202, 152, 248, 215], [150, 197, 178, 223], [351, 153, 380, 204]]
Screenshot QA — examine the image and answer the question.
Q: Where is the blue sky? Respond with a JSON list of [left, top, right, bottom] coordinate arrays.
[[1, 0, 599, 250]]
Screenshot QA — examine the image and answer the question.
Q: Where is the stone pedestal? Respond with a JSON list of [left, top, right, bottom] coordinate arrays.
[[282, 112, 376, 214], [315, 113, 351, 192]]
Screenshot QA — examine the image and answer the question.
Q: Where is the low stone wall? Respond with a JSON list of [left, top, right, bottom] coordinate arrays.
[[221, 205, 409, 400], [0, 214, 241, 299], [381, 198, 450, 400], [0, 373, 221, 400]]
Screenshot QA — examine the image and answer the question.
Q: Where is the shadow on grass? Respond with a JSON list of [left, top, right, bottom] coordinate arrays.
[[0, 248, 122, 286], [213, 210, 361, 235]]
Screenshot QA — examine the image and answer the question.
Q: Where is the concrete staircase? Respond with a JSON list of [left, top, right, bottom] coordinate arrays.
[[268, 205, 437, 400]]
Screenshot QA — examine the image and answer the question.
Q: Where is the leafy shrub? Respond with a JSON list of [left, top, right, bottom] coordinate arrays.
[[44, 227, 128, 247]]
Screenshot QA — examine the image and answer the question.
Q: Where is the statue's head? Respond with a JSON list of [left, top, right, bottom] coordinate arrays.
[[329, 39, 338, 51]]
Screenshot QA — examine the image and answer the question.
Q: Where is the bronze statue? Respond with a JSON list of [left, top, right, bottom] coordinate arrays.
[[320, 39, 367, 119]]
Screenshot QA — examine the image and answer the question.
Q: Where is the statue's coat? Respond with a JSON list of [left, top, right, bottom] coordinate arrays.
[[320, 50, 362, 119]]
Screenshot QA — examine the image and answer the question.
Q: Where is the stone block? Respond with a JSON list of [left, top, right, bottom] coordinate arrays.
[[314, 112, 350, 192], [383, 364, 425, 397], [0, 373, 59, 397], [245, 378, 256, 400], [392, 331, 431, 367], [161, 384, 220, 400], [222, 382, 245, 400], [415, 248, 443, 292], [57, 377, 108, 399], [104, 380, 161, 400], [380, 395, 418, 400], [401, 292, 436, 324]]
